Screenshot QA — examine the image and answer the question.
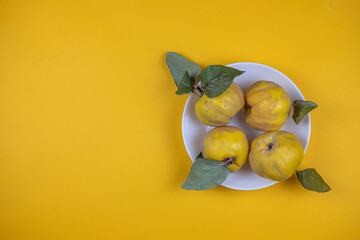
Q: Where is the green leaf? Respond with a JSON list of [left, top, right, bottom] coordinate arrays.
[[292, 100, 318, 124], [166, 52, 201, 87], [200, 65, 245, 98], [181, 158, 229, 191], [296, 168, 331, 193], [175, 71, 194, 95]]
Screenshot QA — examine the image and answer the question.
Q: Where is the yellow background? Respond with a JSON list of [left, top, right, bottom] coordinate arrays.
[[0, 0, 359, 239]]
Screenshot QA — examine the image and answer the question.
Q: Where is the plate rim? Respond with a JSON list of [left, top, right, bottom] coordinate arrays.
[[181, 62, 311, 190]]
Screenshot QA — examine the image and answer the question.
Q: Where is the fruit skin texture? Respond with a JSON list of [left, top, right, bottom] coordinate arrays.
[[195, 82, 245, 127], [249, 130, 304, 181], [245, 81, 291, 131], [203, 126, 249, 172]]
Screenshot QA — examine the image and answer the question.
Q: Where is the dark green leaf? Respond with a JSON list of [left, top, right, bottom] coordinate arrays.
[[181, 158, 229, 191], [292, 100, 318, 124], [296, 168, 331, 193], [166, 52, 201, 87], [200, 65, 244, 98], [175, 72, 194, 95]]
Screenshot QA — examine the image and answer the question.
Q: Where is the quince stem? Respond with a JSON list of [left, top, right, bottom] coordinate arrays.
[[224, 157, 236, 165], [194, 86, 204, 97]]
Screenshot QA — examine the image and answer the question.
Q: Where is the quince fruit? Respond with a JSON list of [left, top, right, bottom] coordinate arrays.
[[249, 130, 304, 181], [196, 82, 245, 127], [203, 126, 249, 172], [245, 81, 291, 131]]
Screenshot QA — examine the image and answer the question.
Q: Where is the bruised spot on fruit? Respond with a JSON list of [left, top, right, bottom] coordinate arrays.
[[265, 98, 277, 111], [272, 162, 281, 172], [256, 162, 265, 177], [281, 91, 290, 101], [271, 162, 282, 179], [224, 128, 237, 133]]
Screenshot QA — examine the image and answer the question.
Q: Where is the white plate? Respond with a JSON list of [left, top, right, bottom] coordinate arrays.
[[181, 62, 311, 190]]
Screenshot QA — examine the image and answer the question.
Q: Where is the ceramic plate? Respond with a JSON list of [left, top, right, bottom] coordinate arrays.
[[181, 62, 311, 190]]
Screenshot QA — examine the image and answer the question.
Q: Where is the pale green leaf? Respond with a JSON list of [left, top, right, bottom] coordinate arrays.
[[200, 65, 244, 98], [166, 52, 201, 87], [181, 158, 229, 191], [175, 71, 194, 95]]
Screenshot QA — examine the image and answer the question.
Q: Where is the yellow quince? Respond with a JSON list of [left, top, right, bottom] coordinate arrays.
[[249, 130, 304, 181], [203, 126, 249, 172], [195, 82, 245, 127], [245, 81, 291, 131]]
